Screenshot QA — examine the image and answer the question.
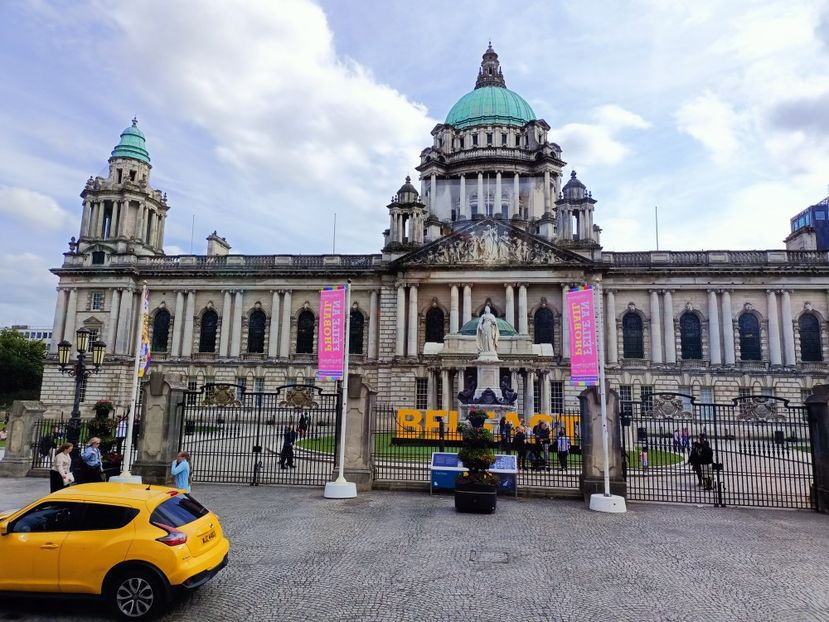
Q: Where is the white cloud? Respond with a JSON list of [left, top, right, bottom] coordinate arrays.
[[0, 186, 73, 231], [675, 93, 741, 164], [552, 105, 650, 168], [0, 252, 58, 327]]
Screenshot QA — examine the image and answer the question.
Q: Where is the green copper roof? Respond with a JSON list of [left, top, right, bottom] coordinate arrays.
[[445, 86, 535, 129], [110, 118, 151, 164], [459, 317, 518, 336]]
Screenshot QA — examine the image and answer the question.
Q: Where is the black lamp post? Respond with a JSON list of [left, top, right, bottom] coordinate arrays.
[[57, 327, 107, 469]]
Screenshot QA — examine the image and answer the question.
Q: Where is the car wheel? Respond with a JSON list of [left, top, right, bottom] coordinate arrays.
[[106, 568, 164, 620]]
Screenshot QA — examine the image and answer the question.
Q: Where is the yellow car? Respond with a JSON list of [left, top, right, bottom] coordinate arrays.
[[0, 483, 229, 619]]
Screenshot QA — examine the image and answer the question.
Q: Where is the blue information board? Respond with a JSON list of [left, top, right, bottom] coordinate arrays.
[[430, 452, 517, 496]]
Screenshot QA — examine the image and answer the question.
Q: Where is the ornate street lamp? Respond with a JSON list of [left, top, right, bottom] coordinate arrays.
[[57, 327, 106, 470]]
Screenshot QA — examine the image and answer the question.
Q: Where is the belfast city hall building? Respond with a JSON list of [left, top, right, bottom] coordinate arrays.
[[41, 46, 829, 418]]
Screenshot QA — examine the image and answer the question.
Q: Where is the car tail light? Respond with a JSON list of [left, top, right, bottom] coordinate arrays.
[[152, 522, 187, 546]]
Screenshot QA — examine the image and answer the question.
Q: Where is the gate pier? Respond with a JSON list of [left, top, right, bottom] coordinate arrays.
[[579, 386, 626, 504], [805, 385, 829, 514]]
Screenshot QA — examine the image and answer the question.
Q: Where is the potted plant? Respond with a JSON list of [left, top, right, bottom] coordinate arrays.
[[93, 399, 115, 419], [455, 408, 499, 514]]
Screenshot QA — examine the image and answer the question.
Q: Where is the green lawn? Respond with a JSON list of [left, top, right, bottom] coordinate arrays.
[[625, 449, 685, 468]]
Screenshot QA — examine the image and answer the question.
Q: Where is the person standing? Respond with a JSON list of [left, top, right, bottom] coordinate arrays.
[[280, 426, 297, 469], [115, 414, 128, 454], [536, 421, 551, 471], [79, 437, 103, 483], [688, 440, 703, 486], [699, 437, 714, 490], [672, 429, 681, 453], [513, 424, 527, 470], [50, 443, 74, 492], [171, 451, 192, 492], [555, 429, 571, 471]]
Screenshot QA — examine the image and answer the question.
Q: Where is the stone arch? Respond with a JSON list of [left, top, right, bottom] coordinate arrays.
[[797, 311, 822, 362], [349, 306, 366, 354], [678, 310, 702, 360], [247, 307, 267, 353], [737, 311, 762, 361], [151, 307, 171, 352], [622, 310, 645, 359], [296, 308, 315, 354], [198, 308, 219, 353]]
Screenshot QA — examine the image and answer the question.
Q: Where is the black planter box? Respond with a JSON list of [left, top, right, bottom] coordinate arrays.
[[454, 482, 497, 514]]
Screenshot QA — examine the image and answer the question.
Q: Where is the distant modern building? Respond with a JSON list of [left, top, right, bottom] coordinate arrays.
[[785, 196, 829, 251], [4, 325, 53, 348], [38, 45, 829, 418]]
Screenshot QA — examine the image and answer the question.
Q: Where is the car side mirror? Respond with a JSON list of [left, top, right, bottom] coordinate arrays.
[[0, 521, 8, 536]]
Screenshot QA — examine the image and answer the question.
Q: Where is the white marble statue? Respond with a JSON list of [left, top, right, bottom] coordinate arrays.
[[476, 304, 500, 354]]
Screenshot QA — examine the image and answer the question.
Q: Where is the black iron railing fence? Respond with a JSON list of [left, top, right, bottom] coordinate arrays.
[[620, 394, 814, 509], [371, 403, 582, 490]]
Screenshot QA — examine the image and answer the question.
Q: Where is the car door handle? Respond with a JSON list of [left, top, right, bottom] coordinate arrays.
[[40, 543, 59, 550]]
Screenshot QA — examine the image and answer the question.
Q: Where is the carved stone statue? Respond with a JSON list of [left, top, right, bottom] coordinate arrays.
[[476, 304, 500, 354]]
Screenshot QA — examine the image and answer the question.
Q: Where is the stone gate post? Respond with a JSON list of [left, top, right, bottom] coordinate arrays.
[[805, 385, 829, 513], [132, 372, 186, 485], [341, 373, 375, 491], [0, 401, 45, 477], [579, 386, 626, 504]]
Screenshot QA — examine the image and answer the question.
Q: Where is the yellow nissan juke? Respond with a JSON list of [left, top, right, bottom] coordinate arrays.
[[0, 483, 229, 619]]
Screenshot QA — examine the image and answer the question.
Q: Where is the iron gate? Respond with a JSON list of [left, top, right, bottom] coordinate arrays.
[[179, 384, 341, 486], [621, 393, 815, 509]]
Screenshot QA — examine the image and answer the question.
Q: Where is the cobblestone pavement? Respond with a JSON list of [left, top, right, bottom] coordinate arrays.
[[1, 478, 828, 621]]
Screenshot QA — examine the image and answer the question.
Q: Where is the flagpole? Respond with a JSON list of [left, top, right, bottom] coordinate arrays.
[[111, 282, 147, 483], [324, 280, 357, 498]]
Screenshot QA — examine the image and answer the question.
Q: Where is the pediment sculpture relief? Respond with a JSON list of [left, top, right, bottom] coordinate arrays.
[[410, 225, 564, 265]]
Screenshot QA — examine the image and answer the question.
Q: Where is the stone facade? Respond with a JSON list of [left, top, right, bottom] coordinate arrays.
[[41, 47, 829, 419]]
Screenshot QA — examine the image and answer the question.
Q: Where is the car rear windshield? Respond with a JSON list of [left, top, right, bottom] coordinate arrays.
[[149, 494, 209, 528]]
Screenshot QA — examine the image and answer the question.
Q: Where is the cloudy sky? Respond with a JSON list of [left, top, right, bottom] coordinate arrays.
[[1, 0, 828, 328]]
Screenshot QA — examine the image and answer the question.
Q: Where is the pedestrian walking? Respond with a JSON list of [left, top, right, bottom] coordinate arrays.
[[688, 440, 703, 486], [280, 426, 297, 469], [79, 437, 103, 483], [298, 414, 309, 438], [115, 414, 128, 454], [513, 424, 527, 470], [171, 451, 192, 492], [50, 443, 74, 492], [672, 429, 681, 453], [555, 429, 571, 471], [640, 445, 649, 473], [498, 417, 512, 453], [699, 436, 714, 490], [681, 427, 690, 453]]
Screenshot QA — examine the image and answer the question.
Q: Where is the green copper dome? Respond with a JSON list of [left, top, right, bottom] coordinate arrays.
[[110, 118, 151, 164], [459, 317, 518, 336], [445, 86, 535, 130]]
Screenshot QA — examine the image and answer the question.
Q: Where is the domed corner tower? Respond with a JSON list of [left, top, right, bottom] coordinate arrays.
[[76, 118, 169, 261], [555, 170, 602, 258], [416, 44, 566, 240], [382, 176, 428, 260]]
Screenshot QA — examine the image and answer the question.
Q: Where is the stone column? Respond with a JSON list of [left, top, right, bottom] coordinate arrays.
[[182, 291, 195, 358], [721, 290, 736, 365], [220, 290, 233, 357], [767, 289, 782, 365], [541, 372, 551, 415], [477, 172, 484, 215], [268, 290, 281, 358], [525, 371, 536, 420], [427, 369, 436, 410], [606, 290, 618, 364], [231, 290, 245, 357], [561, 285, 570, 358], [368, 290, 379, 359], [171, 291, 185, 357], [395, 285, 406, 357], [505, 284, 515, 327], [449, 285, 459, 333], [495, 171, 502, 216], [0, 401, 45, 477], [459, 175, 466, 219], [341, 373, 376, 491], [663, 290, 676, 364], [463, 284, 472, 324], [116, 288, 133, 355], [64, 288, 78, 351], [650, 290, 663, 363], [50, 288, 68, 353], [132, 373, 187, 485], [781, 290, 796, 365], [543, 169, 551, 214], [407, 284, 418, 357], [80, 200, 91, 238], [518, 284, 528, 334], [513, 173, 519, 218], [280, 290, 292, 358], [106, 288, 121, 354], [707, 290, 721, 365], [579, 386, 626, 502], [441, 369, 451, 412], [430, 173, 437, 210]]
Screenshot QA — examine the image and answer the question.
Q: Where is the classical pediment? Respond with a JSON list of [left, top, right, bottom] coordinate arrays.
[[395, 219, 593, 267]]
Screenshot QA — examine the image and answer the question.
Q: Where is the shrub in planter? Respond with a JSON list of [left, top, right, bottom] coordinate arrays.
[[455, 408, 499, 514], [93, 400, 115, 419]]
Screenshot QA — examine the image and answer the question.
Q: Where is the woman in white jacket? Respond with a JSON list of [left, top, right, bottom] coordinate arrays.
[[50, 442, 74, 492]]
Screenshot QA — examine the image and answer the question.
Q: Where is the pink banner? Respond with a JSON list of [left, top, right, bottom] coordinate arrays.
[[567, 287, 599, 386], [317, 286, 346, 380]]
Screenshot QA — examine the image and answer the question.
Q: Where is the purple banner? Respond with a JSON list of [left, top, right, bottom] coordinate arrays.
[[317, 286, 346, 380], [567, 287, 599, 386]]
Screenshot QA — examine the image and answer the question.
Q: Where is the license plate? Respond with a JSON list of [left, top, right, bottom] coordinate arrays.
[[202, 530, 216, 544]]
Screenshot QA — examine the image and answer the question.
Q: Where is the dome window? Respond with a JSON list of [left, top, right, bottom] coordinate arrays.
[[486, 133, 493, 146]]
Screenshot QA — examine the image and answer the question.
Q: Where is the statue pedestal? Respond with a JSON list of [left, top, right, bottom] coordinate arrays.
[[473, 360, 503, 401]]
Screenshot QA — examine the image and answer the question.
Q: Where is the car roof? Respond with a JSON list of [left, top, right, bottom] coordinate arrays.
[[48, 483, 182, 506]]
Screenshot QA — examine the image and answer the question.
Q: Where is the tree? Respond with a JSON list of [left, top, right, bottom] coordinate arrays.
[[0, 329, 46, 405]]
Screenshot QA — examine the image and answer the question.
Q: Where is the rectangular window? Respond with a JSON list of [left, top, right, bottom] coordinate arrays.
[[501, 133, 507, 146], [255, 377, 265, 406], [550, 382, 564, 414], [801, 388, 812, 404], [760, 386, 774, 397], [79, 376, 88, 402], [678, 386, 693, 414], [816, 211, 826, 220], [415, 378, 428, 410], [640, 385, 653, 416], [236, 377, 246, 401], [472, 134, 478, 146], [486, 133, 493, 146], [533, 375, 541, 413], [91, 291, 105, 311], [459, 137, 464, 149], [515, 135, 521, 147], [436, 375, 443, 410], [700, 386, 714, 419], [186, 379, 198, 405], [620, 385, 633, 416]]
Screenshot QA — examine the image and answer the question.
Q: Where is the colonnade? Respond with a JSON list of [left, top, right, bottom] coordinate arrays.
[[80, 199, 164, 248]]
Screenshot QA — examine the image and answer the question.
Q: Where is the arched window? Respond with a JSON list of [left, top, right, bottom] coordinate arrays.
[[296, 310, 315, 354], [199, 310, 218, 353], [799, 313, 822, 362], [151, 309, 170, 352], [425, 307, 445, 343], [349, 310, 364, 354], [533, 307, 554, 345], [679, 313, 702, 360], [622, 312, 644, 359], [738, 313, 761, 361], [247, 309, 266, 353]]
